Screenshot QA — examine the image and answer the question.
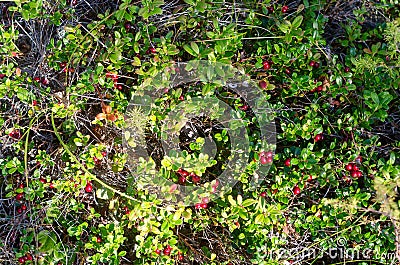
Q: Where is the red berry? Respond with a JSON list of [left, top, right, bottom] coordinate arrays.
[[49, 183, 55, 189], [344, 67, 350, 73], [149, 47, 157, 54], [179, 95, 184, 101], [284, 158, 291, 167], [352, 165, 359, 171], [309, 61, 315, 67], [345, 164, 353, 171], [101, 151, 107, 157], [356, 171, 362, 178], [32, 100, 37, 106], [155, 249, 161, 255], [267, 6, 274, 13], [25, 254, 32, 261], [281, 5, 289, 13], [116, 84, 123, 90], [124, 22, 132, 30], [17, 207, 23, 214], [33, 77, 40, 82], [259, 80, 267, 89], [179, 169, 189, 177], [0, 73, 5, 79], [9, 130, 21, 139], [18, 257, 25, 263], [316, 85, 323, 92], [195, 203, 202, 209], [314, 62, 320, 68], [41, 77, 49, 85], [239, 104, 249, 111], [191, 173, 201, 183], [39, 178, 46, 184], [314, 133, 323, 142], [262, 61, 271, 70], [18, 184, 24, 189], [178, 176, 186, 184], [178, 254, 184, 261], [21, 205, 27, 211], [96, 237, 102, 243], [85, 182, 93, 193], [355, 155, 362, 163], [260, 191, 267, 197], [285, 68, 291, 75], [59, 62, 67, 69], [260, 156, 269, 165], [93, 156, 101, 165], [201, 197, 209, 204], [293, 186, 301, 195], [350, 170, 358, 178], [163, 246, 171, 255], [200, 203, 208, 209], [307, 175, 313, 182], [16, 193, 24, 200]]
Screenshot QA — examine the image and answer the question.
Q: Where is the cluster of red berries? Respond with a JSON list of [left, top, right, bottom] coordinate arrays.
[[195, 197, 209, 209], [9, 129, 21, 140], [259, 151, 273, 165], [59, 62, 74, 73], [33, 76, 50, 85], [267, 5, 288, 14], [314, 133, 324, 142], [345, 161, 362, 179], [309, 61, 320, 68], [177, 168, 201, 184], [18, 253, 33, 264], [106, 72, 122, 90]]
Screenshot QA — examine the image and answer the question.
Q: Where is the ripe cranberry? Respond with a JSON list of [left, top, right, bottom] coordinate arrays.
[[191, 173, 201, 183], [195, 203, 202, 209], [16, 193, 24, 200], [155, 249, 161, 255], [32, 100, 37, 106], [314, 62, 320, 68], [17, 207, 23, 214], [106, 72, 118, 79], [18, 257, 25, 263], [281, 5, 289, 13], [163, 87, 169, 94], [178, 95, 184, 101], [314, 133, 323, 142], [33, 77, 40, 82], [96, 237, 102, 243], [350, 170, 358, 178], [93, 156, 101, 165], [9, 130, 21, 139], [307, 175, 313, 182], [261, 151, 273, 158], [344, 67, 350, 73], [178, 176, 186, 184], [352, 165, 359, 171], [49, 183, 55, 189], [101, 151, 107, 157], [284, 68, 291, 75], [309, 61, 315, 67], [260, 191, 267, 197], [316, 85, 323, 92], [163, 246, 172, 255], [178, 169, 189, 177], [263, 61, 271, 70], [85, 182, 93, 193], [201, 197, 209, 204], [293, 186, 301, 195], [284, 158, 291, 167], [21, 205, 27, 211], [355, 155, 362, 163], [239, 104, 248, 111], [266, 157, 273, 163], [59, 62, 67, 69], [41, 77, 49, 85], [260, 156, 269, 165], [200, 203, 208, 209], [71, 0, 77, 6], [0, 73, 5, 79], [116, 84, 123, 90], [18, 184, 24, 189], [178, 253, 184, 261], [25, 254, 32, 261], [124, 22, 132, 30], [39, 178, 46, 184], [149, 47, 157, 54], [259, 80, 267, 89], [345, 164, 353, 171], [267, 6, 274, 13]]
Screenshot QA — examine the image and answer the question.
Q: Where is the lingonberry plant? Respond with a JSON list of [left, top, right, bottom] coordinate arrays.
[[0, 0, 399, 264]]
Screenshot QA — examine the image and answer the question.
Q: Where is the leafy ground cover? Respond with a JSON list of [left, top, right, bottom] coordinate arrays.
[[0, 0, 400, 264]]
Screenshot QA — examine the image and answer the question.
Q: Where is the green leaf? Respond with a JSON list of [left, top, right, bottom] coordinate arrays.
[[183, 44, 197, 57], [242, 199, 256, 207], [292, 15, 303, 29], [370, 92, 380, 106], [190, 42, 199, 55], [37, 230, 57, 253]]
